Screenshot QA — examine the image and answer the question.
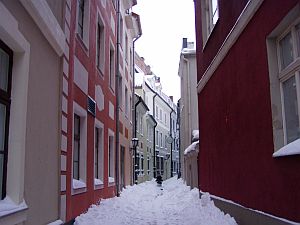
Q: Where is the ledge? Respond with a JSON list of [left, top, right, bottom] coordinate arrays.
[[273, 139, 300, 157]]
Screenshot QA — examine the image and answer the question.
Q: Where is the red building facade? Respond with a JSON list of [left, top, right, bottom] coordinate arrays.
[[195, 0, 300, 223], [60, 0, 139, 221]]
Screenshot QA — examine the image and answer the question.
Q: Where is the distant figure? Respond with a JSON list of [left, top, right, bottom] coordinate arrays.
[[156, 175, 163, 187], [177, 171, 181, 179]]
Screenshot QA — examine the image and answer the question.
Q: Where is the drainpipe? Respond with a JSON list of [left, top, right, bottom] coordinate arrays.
[[169, 109, 174, 177], [134, 96, 143, 184], [132, 34, 141, 185], [152, 93, 158, 178], [177, 100, 181, 178], [115, 0, 120, 196]]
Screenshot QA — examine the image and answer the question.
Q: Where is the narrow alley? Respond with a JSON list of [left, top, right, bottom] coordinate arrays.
[[74, 177, 236, 225]]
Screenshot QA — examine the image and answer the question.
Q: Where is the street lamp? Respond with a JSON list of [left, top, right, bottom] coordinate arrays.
[[131, 138, 139, 184], [131, 138, 139, 148]]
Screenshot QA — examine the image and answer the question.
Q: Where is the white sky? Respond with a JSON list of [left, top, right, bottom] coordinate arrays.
[[133, 0, 196, 103]]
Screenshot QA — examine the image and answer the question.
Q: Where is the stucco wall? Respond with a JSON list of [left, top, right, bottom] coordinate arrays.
[[196, 0, 300, 222], [2, 1, 61, 224]]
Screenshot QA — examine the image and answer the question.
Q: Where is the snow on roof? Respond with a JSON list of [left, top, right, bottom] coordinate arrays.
[[135, 72, 144, 87], [273, 138, 300, 157], [184, 140, 199, 156]]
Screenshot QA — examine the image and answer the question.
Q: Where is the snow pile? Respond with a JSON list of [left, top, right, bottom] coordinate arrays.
[[273, 138, 300, 157], [192, 129, 199, 141], [184, 140, 199, 156], [48, 220, 63, 225], [75, 177, 237, 225]]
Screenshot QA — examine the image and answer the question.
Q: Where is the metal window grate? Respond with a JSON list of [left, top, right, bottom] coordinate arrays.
[[87, 96, 96, 117]]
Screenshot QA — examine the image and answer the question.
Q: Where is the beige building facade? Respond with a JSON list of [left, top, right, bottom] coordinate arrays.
[[0, 1, 65, 224]]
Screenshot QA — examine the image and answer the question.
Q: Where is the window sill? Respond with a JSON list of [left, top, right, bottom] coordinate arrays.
[[108, 177, 115, 186], [72, 179, 87, 195], [0, 197, 28, 219], [94, 178, 104, 190], [273, 138, 300, 157]]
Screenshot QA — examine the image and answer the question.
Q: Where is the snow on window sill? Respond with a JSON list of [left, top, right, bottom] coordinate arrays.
[[48, 219, 64, 225], [72, 179, 87, 189], [273, 139, 300, 157], [0, 197, 28, 218], [108, 177, 115, 183], [94, 178, 104, 186]]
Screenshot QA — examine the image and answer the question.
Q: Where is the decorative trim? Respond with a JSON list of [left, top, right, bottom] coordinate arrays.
[[197, 0, 264, 93], [20, 0, 66, 56]]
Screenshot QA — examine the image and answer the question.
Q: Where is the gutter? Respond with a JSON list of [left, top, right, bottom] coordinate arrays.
[[115, 0, 120, 196]]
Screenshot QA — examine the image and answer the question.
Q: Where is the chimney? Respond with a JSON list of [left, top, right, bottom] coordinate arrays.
[[182, 38, 187, 49], [169, 96, 173, 101]]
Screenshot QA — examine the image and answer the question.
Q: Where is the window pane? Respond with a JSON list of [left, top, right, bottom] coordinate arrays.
[[212, 0, 219, 25], [296, 24, 300, 57], [73, 161, 79, 179], [0, 153, 3, 197], [0, 104, 6, 151], [282, 75, 299, 143], [74, 141, 79, 160], [0, 49, 9, 92], [279, 32, 294, 69]]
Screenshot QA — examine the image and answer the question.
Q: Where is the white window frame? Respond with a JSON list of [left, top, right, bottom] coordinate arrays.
[[94, 119, 104, 189], [76, 0, 90, 49], [109, 40, 115, 92], [201, 0, 219, 47], [72, 102, 87, 194], [108, 129, 115, 184], [96, 9, 106, 75], [267, 5, 300, 155]]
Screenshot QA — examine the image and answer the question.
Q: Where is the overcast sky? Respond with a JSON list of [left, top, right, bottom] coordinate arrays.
[[133, 0, 196, 102]]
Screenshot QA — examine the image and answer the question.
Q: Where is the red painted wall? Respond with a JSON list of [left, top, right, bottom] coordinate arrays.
[[65, 0, 117, 220], [196, 0, 300, 222]]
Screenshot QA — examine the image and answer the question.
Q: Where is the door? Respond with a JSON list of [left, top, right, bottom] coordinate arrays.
[[120, 146, 125, 189]]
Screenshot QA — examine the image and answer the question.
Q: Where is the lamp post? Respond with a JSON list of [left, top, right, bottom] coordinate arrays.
[[131, 138, 139, 184]]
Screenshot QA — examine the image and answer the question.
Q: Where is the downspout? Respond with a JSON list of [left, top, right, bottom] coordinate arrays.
[[152, 92, 158, 178], [134, 96, 142, 184], [132, 15, 141, 185], [115, 0, 120, 196], [169, 109, 174, 177], [177, 101, 181, 178], [183, 57, 191, 145]]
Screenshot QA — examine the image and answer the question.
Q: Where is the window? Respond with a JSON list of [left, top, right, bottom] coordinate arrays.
[[73, 114, 80, 180], [94, 122, 104, 187], [147, 156, 150, 175], [119, 77, 123, 108], [0, 41, 12, 199], [160, 109, 162, 121], [160, 133, 163, 147], [120, 16, 123, 47], [277, 22, 300, 145], [109, 44, 115, 91], [140, 114, 143, 135], [136, 153, 140, 175], [72, 102, 87, 192], [156, 130, 159, 145], [96, 14, 105, 73], [77, 0, 84, 39], [108, 130, 115, 183], [77, 0, 90, 47], [160, 157, 164, 175], [206, 0, 219, 35], [125, 34, 128, 63], [156, 106, 158, 119], [165, 135, 167, 148], [267, 10, 300, 153], [164, 113, 167, 125], [141, 154, 144, 175], [125, 87, 128, 116], [201, 0, 219, 45]]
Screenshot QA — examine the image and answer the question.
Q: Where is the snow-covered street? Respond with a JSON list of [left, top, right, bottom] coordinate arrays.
[[75, 177, 237, 225]]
